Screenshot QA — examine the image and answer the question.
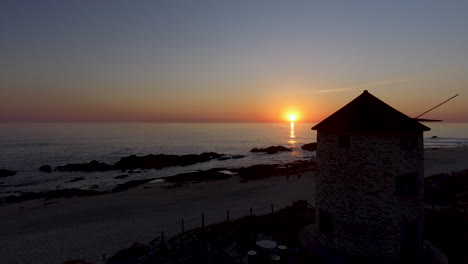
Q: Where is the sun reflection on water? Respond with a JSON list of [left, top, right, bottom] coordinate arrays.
[[288, 122, 296, 144]]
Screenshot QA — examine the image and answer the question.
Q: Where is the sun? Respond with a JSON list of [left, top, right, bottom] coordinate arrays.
[[288, 113, 297, 122]]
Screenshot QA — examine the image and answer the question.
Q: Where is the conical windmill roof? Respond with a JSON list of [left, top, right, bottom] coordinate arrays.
[[312, 90, 430, 133]]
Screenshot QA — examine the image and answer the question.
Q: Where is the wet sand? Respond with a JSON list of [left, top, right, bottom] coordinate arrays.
[[0, 147, 467, 264], [0, 172, 315, 264]]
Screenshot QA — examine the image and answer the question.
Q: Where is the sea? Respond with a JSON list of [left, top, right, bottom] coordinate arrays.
[[1, 122, 467, 197]]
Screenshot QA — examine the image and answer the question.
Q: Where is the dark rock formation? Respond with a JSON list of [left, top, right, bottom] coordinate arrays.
[[67, 177, 85, 183], [54, 152, 223, 172], [0, 188, 108, 204], [39, 165, 52, 173], [164, 168, 231, 183], [115, 152, 223, 170], [112, 179, 156, 193], [250, 146, 292, 154], [0, 169, 16, 177], [55, 160, 115, 172], [217, 154, 246, 161], [236, 160, 315, 180], [301, 143, 317, 151]]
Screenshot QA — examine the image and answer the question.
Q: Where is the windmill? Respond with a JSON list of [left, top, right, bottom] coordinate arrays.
[[414, 94, 458, 122]]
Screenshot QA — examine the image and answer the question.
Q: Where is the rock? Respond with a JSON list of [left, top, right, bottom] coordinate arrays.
[[67, 177, 85, 183], [55, 160, 115, 172], [301, 143, 317, 151], [39, 165, 52, 173], [0, 169, 16, 177], [164, 168, 231, 183], [54, 152, 223, 172], [112, 179, 156, 192], [432, 136, 438, 138], [115, 152, 223, 170], [250, 146, 292, 154], [114, 174, 129, 179], [0, 188, 108, 204], [218, 154, 246, 160], [237, 160, 315, 180]]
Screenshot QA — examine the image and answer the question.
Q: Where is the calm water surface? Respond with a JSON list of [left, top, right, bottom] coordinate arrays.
[[0, 122, 466, 196]]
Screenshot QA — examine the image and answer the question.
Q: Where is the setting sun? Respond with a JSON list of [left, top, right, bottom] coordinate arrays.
[[288, 113, 297, 122]]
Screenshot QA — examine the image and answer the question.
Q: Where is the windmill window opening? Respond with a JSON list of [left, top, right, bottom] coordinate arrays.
[[396, 172, 418, 197], [319, 209, 333, 234], [401, 136, 418, 150]]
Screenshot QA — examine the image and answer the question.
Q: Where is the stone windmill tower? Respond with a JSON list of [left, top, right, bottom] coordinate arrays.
[[312, 90, 430, 263]]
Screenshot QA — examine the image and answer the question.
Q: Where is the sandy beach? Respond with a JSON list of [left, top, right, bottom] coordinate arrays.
[[0, 147, 467, 264]]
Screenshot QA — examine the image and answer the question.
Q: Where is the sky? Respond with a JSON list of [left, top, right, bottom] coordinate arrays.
[[1, 0, 467, 122]]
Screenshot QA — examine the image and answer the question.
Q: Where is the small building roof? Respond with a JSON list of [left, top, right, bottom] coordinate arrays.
[[312, 90, 430, 133]]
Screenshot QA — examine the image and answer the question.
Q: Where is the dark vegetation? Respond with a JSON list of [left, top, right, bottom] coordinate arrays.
[[424, 169, 468, 208], [425, 208, 468, 264]]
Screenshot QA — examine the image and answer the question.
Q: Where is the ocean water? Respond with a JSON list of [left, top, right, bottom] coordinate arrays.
[[0, 122, 467, 196]]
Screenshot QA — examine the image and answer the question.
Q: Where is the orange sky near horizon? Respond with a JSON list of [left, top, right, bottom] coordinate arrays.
[[0, 1, 467, 123]]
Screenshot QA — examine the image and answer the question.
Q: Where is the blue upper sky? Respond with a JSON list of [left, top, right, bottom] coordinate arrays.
[[1, 0, 467, 122]]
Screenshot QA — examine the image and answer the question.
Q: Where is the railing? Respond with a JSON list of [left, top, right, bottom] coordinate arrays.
[[81, 200, 303, 264]]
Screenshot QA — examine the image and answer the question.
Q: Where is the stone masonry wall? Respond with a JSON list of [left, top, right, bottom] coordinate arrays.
[[315, 131, 424, 262]]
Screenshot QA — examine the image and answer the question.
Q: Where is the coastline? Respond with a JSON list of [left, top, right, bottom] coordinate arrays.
[[0, 147, 467, 263]]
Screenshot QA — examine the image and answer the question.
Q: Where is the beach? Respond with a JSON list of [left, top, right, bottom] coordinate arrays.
[[0, 147, 467, 264]]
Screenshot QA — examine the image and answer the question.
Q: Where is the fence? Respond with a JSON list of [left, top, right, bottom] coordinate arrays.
[[82, 200, 304, 264]]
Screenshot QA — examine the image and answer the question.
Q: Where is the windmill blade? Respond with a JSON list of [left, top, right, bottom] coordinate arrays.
[[415, 94, 458, 119]]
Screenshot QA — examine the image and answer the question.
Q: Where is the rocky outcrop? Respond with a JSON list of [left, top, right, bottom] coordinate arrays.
[[0, 188, 108, 204], [55, 160, 115, 172], [112, 179, 156, 192], [236, 160, 315, 180], [66, 177, 85, 183], [115, 152, 223, 170], [250, 146, 292, 154], [164, 168, 231, 183], [301, 143, 317, 151], [39, 165, 52, 173], [0, 169, 16, 177], [54, 152, 224, 172]]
